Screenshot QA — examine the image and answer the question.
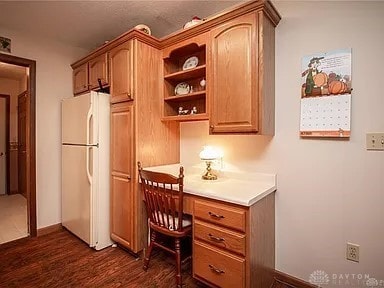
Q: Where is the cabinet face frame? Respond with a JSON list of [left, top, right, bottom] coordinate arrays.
[[208, 12, 259, 134], [109, 41, 134, 104], [110, 102, 135, 249]]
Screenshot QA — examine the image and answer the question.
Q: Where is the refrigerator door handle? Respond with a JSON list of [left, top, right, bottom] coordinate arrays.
[[86, 146, 93, 185], [86, 104, 93, 145]]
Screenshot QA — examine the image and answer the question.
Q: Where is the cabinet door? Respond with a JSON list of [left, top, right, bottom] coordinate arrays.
[[109, 41, 133, 103], [73, 63, 89, 95], [110, 102, 134, 248], [208, 13, 258, 133], [89, 53, 109, 90]]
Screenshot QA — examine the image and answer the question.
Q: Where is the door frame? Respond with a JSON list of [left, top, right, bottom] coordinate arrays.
[[0, 53, 37, 237], [0, 94, 10, 195]]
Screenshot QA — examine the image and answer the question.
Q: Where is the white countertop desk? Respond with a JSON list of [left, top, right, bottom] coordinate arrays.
[[142, 163, 277, 288], [142, 163, 277, 208]]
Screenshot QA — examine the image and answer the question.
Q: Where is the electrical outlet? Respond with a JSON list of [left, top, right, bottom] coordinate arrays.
[[366, 133, 384, 150], [346, 242, 359, 262]]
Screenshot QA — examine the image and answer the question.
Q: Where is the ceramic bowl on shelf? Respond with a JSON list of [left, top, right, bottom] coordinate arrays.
[[134, 24, 151, 35], [175, 82, 191, 95], [183, 56, 199, 70], [183, 16, 204, 29]]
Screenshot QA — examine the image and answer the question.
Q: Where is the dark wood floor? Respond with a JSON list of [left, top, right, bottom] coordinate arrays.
[[0, 229, 309, 288], [0, 229, 207, 288]]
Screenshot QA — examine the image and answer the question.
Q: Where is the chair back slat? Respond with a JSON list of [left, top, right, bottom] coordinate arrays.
[[138, 162, 185, 232]]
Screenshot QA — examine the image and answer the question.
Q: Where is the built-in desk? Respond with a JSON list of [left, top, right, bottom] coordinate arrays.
[[143, 164, 277, 288]]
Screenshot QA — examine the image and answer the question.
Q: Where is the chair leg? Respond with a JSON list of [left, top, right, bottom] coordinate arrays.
[[143, 230, 156, 271], [175, 238, 182, 288]]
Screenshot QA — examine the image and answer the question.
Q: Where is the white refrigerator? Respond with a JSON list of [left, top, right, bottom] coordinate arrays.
[[61, 91, 112, 250]]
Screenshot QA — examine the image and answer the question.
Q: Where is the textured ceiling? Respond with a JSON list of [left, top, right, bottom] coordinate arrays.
[[0, 0, 246, 80], [0, 1, 244, 51]]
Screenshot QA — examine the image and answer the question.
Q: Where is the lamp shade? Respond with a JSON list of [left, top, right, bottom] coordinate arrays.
[[199, 146, 221, 160]]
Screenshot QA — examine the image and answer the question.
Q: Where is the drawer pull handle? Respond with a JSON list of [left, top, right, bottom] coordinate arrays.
[[209, 264, 225, 274], [208, 212, 224, 219], [208, 233, 225, 242]]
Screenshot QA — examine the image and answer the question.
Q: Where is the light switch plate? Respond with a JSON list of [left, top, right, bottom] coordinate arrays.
[[366, 133, 384, 150]]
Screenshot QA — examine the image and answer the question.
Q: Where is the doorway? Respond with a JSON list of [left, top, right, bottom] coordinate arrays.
[[0, 53, 36, 238]]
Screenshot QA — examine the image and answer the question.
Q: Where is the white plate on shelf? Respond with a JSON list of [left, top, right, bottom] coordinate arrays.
[[182, 56, 198, 70], [175, 82, 191, 95]]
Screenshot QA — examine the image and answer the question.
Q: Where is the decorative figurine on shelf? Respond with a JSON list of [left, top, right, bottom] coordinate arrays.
[[200, 78, 206, 88], [190, 107, 197, 114], [178, 106, 189, 115]]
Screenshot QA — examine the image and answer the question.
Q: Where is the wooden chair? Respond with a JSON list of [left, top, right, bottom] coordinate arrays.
[[137, 162, 192, 288]]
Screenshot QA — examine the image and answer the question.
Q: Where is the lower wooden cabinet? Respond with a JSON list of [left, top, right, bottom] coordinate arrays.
[[110, 102, 134, 249], [192, 193, 275, 288], [110, 173, 133, 247]]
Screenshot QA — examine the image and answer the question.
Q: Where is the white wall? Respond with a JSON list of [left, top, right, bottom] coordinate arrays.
[[180, 1, 384, 285], [0, 28, 88, 229]]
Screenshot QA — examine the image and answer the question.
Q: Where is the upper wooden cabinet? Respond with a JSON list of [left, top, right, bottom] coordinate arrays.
[[73, 63, 88, 95], [208, 11, 275, 134], [72, 52, 109, 95], [109, 41, 133, 104], [89, 53, 109, 90]]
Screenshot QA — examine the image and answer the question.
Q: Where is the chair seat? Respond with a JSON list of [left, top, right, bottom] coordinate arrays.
[[151, 213, 192, 231]]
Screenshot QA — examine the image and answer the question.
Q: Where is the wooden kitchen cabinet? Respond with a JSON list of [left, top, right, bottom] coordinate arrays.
[[110, 102, 134, 248], [72, 52, 109, 95], [72, 63, 88, 95], [109, 37, 180, 253], [192, 193, 275, 288], [109, 41, 133, 104], [208, 11, 277, 134], [89, 53, 109, 90]]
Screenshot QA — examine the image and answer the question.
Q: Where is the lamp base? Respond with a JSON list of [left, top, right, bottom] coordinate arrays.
[[202, 171, 217, 180]]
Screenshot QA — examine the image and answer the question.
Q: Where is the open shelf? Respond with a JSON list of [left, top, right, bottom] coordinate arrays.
[[164, 65, 206, 82], [164, 91, 206, 102], [162, 113, 209, 122], [163, 42, 207, 121]]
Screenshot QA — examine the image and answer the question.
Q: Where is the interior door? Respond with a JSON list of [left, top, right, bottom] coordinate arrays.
[[0, 97, 6, 195], [18, 91, 28, 199]]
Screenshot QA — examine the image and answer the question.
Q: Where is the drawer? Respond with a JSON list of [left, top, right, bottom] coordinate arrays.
[[194, 219, 246, 256], [193, 240, 245, 288], [194, 200, 246, 232]]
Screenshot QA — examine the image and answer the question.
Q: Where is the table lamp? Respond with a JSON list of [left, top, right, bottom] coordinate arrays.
[[199, 146, 220, 180]]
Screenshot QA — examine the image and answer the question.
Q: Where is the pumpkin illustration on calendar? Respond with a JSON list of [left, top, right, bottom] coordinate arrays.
[[326, 73, 351, 95]]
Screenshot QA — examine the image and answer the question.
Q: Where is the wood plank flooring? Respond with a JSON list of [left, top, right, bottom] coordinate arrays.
[[0, 229, 207, 288]]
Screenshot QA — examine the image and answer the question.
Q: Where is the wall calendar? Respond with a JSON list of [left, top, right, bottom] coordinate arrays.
[[300, 48, 352, 138]]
